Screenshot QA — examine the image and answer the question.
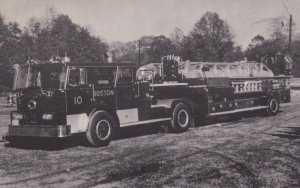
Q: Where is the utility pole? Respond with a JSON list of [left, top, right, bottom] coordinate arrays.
[[288, 14, 292, 54]]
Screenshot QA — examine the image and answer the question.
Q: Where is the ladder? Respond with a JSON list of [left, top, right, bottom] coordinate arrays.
[[178, 61, 274, 79]]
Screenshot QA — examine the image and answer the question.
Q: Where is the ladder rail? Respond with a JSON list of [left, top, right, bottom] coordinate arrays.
[[179, 61, 274, 79]]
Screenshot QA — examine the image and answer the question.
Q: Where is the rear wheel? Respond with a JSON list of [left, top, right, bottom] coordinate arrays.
[[170, 103, 192, 133], [86, 111, 115, 147], [266, 97, 279, 116]]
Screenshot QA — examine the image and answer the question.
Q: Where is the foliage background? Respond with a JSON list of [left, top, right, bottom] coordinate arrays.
[[0, 9, 299, 92]]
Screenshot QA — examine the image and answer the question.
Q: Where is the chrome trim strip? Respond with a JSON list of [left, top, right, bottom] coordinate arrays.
[[234, 98, 258, 101], [150, 83, 188, 87], [208, 106, 267, 116], [188, 85, 207, 88], [8, 125, 71, 137], [151, 104, 168, 108], [120, 118, 171, 127]]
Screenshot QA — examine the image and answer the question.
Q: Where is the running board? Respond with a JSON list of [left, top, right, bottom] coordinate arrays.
[[120, 118, 171, 127], [208, 106, 267, 116]]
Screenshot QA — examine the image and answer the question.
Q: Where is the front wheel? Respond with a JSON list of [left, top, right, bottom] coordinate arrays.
[[170, 103, 192, 133], [266, 97, 279, 116], [86, 111, 116, 147]]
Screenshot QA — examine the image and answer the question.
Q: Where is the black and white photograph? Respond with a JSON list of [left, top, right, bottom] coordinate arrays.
[[0, 0, 300, 187]]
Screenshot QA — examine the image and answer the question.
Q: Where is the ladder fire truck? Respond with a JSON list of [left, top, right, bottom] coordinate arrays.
[[6, 56, 291, 147]]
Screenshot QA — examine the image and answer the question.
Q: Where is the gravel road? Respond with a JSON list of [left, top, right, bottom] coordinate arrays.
[[0, 92, 299, 187]]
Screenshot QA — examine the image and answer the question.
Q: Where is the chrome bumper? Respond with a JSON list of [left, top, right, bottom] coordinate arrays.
[[7, 125, 71, 138]]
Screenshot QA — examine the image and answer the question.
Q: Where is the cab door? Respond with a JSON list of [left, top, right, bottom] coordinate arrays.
[[87, 66, 117, 109], [65, 67, 93, 133], [115, 67, 139, 124]]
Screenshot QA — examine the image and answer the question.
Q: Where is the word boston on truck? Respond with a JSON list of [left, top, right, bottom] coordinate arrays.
[[5, 55, 291, 147]]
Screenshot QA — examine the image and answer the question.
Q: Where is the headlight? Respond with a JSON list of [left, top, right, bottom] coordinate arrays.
[[12, 113, 24, 120], [28, 100, 37, 110], [42, 114, 54, 120]]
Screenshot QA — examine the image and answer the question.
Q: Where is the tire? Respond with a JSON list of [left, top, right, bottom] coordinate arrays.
[[266, 97, 279, 116], [170, 103, 192, 133], [86, 110, 115, 147]]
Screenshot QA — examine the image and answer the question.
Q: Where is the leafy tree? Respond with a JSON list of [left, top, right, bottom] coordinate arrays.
[[23, 14, 108, 63], [0, 15, 22, 90], [291, 40, 300, 76], [147, 35, 176, 63], [110, 41, 137, 63], [245, 35, 265, 62], [0, 10, 109, 91], [180, 12, 238, 62]]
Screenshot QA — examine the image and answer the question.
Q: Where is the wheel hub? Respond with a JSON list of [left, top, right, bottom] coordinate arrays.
[[178, 110, 189, 128], [270, 99, 278, 112], [96, 120, 111, 140]]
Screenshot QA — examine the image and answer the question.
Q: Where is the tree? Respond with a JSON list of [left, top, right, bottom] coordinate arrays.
[[0, 14, 22, 90], [291, 40, 300, 76], [110, 41, 138, 63], [181, 12, 237, 62], [0, 10, 109, 91], [147, 35, 176, 63], [110, 35, 176, 65], [23, 14, 108, 63], [249, 35, 265, 48], [245, 35, 265, 62]]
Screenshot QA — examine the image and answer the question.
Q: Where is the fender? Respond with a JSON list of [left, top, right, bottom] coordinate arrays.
[[87, 102, 120, 128], [155, 98, 196, 118]]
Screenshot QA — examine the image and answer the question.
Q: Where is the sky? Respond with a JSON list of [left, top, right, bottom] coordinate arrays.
[[0, 0, 300, 49]]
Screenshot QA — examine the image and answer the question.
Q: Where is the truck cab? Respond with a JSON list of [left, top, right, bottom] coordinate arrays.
[[7, 60, 187, 147]]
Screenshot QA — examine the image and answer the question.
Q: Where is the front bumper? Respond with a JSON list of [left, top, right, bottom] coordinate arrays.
[[7, 125, 71, 138]]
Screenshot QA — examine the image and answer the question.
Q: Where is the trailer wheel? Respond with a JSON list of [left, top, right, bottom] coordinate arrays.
[[266, 97, 279, 116], [170, 103, 192, 133], [86, 110, 115, 147]]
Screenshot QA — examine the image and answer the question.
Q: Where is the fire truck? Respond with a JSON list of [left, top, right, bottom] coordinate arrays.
[[5, 56, 291, 147]]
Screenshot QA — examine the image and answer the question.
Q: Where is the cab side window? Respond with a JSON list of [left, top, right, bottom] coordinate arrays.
[[87, 67, 116, 86], [68, 67, 87, 86], [117, 67, 134, 86]]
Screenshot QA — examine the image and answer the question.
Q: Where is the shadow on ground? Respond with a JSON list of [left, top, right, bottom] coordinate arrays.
[[3, 110, 271, 150], [3, 124, 165, 151], [271, 127, 300, 140]]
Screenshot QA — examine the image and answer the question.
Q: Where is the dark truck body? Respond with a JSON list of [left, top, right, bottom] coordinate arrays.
[[6, 57, 291, 146]]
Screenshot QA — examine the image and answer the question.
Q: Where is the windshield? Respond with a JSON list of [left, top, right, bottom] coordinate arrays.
[[14, 65, 66, 90]]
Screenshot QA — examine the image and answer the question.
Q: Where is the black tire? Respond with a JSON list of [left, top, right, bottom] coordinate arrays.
[[86, 111, 115, 147], [266, 97, 279, 116], [170, 103, 192, 133]]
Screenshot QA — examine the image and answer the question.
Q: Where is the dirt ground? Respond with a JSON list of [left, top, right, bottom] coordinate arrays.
[[0, 91, 300, 187]]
